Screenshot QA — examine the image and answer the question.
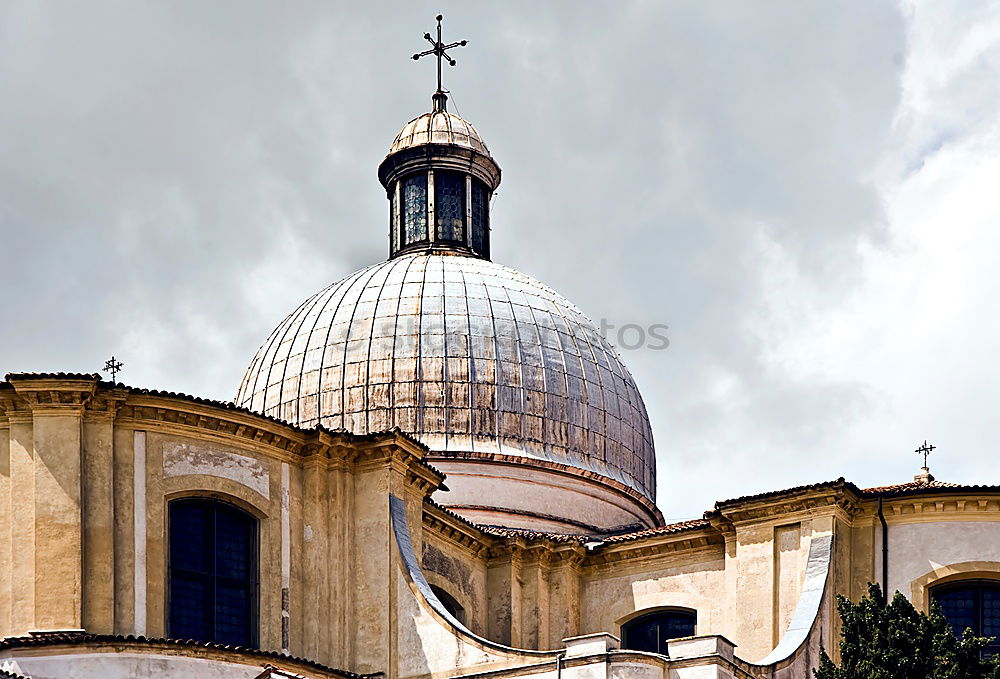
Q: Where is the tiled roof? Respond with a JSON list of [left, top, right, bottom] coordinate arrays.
[[474, 518, 712, 545], [597, 519, 712, 543], [4, 371, 103, 381], [0, 633, 376, 679], [711, 478, 860, 509], [860, 480, 1000, 497], [711, 476, 1000, 511], [476, 525, 589, 544]]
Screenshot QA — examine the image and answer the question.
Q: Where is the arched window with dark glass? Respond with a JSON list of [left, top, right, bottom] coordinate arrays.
[[402, 173, 428, 246], [430, 584, 466, 625], [933, 581, 1000, 657], [435, 170, 465, 243], [470, 179, 489, 257], [168, 498, 258, 647], [621, 609, 697, 655]]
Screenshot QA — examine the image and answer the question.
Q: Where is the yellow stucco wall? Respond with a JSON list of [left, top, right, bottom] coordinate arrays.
[[1, 376, 998, 679]]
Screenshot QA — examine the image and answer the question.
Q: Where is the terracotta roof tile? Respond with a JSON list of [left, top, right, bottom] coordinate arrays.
[[597, 519, 712, 543], [860, 480, 1000, 497], [474, 518, 712, 545], [4, 372, 103, 381], [476, 525, 589, 544]]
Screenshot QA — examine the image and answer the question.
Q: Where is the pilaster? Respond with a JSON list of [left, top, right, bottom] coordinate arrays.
[[82, 388, 127, 633], [6, 375, 98, 633]]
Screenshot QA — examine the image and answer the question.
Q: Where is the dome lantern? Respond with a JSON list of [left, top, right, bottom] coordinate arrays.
[[378, 15, 500, 261]]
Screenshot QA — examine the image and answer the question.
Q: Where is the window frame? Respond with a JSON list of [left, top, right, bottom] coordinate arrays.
[[470, 178, 490, 258], [620, 607, 698, 655], [429, 584, 466, 625], [433, 169, 467, 244], [166, 497, 260, 648], [931, 579, 1000, 657], [401, 172, 430, 247]]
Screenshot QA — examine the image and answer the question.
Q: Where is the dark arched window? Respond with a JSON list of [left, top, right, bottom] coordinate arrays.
[[168, 498, 258, 647], [430, 584, 466, 625], [933, 580, 1000, 657], [402, 173, 428, 246], [434, 170, 465, 243], [470, 179, 489, 257], [621, 609, 697, 655]]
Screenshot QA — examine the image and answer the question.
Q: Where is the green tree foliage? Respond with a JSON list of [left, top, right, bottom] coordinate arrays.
[[815, 582, 1000, 679]]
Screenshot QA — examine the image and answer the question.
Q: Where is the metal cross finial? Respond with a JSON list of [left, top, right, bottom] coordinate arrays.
[[915, 440, 936, 468], [103, 355, 124, 383], [411, 14, 467, 104]]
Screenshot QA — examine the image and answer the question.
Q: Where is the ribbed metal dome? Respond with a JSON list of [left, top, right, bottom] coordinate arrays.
[[388, 110, 489, 156], [235, 253, 656, 500]]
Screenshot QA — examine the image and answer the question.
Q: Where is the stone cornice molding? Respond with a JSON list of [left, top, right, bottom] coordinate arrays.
[[711, 485, 863, 526], [882, 495, 1000, 523], [0, 389, 30, 423], [487, 539, 587, 568], [583, 530, 722, 571], [83, 386, 130, 420], [116, 389, 446, 494], [6, 376, 98, 415], [422, 503, 494, 558]]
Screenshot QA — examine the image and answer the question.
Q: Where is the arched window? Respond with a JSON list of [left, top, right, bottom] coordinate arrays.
[[621, 609, 697, 655], [430, 584, 466, 625], [168, 498, 258, 647], [470, 179, 489, 257], [434, 170, 465, 243], [402, 173, 428, 246], [933, 580, 1000, 657]]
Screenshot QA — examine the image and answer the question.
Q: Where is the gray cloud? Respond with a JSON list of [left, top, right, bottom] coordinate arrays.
[[3, 1, 997, 519]]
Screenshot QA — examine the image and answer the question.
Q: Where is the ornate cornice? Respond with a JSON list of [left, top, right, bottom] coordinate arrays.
[[422, 501, 494, 558], [6, 375, 98, 414], [83, 386, 130, 419], [583, 529, 722, 571], [882, 495, 1000, 523], [711, 483, 863, 526], [119, 396, 305, 457], [112, 388, 445, 494]]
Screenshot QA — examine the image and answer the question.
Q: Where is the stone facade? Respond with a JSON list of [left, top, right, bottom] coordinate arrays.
[[0, 373, 997, 679]]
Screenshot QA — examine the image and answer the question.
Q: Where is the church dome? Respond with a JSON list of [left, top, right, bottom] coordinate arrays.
[[238, 75, 661, 531], [235, 252, 656, 502], [389, 110, 489, 156]]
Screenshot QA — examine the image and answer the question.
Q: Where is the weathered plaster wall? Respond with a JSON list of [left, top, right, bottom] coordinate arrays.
[[580, 550, 726, 638], [887, 516, 1000, 607], [421, 532, 488, 634]]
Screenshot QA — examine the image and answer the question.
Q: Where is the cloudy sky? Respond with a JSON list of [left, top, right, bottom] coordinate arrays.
[[2, 1, 998, 520]]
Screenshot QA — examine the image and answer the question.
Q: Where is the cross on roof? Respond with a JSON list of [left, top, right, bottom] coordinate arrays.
[[915, 439, 936, 469], [412, 14, 467, 99], [103, 355, 124, 383]]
